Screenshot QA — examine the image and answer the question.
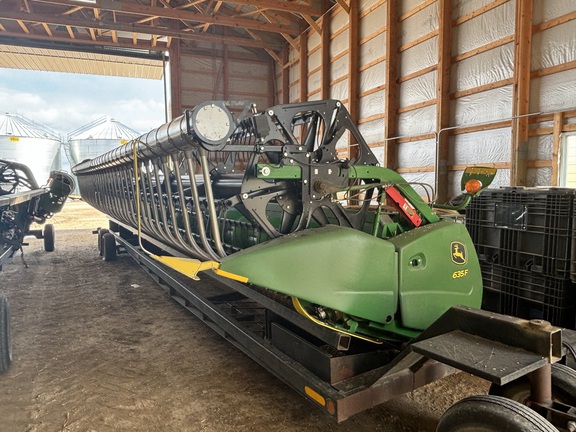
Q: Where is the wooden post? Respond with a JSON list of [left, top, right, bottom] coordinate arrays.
[[268, 57, 276, 107], [281, 45, 290, 104], [321, 13, 331, 100], [384, 0, 400, 169], [436, 0, 453, 202], [552, 112, 563, 186], [223, 43, 230, 101], [511, 0, 533, 186], [169, 37, 182, 118], [299, 32, 308, 102], [348, 0, 360, 161]]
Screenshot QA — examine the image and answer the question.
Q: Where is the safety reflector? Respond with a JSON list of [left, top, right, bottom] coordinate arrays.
[[304, 386, 326, 407]]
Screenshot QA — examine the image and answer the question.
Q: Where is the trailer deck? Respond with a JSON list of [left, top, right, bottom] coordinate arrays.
[[102, 219, 576, 426]]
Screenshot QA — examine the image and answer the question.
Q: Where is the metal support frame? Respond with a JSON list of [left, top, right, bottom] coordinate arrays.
[[104, 220, 574, 424]]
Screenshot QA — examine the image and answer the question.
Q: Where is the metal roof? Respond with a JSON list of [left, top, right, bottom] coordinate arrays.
[[67, 116, 140, 140], [0, 113, 61, 140], [0, 44, 163, 79]]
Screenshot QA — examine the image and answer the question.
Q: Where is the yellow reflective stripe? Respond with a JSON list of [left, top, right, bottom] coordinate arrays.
[[304, 386, 325, 406]]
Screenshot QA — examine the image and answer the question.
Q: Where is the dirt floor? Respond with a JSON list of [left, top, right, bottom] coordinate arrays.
[[0, 200, 489, 432]]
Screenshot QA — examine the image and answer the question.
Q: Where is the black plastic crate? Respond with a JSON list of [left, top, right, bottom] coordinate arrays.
[[480, 262, 576, 328], [467, 187, 576, 279], [482, 289, 575, 329]]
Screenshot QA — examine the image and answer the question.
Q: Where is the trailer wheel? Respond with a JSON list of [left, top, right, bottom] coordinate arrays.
[[0, 295, 12, 374], [489, 363, 576, 406], [436, 395, 557, 432], [43, 224, 55, 252], [97, 228, 110, 256], [102, 232, 117, 262]]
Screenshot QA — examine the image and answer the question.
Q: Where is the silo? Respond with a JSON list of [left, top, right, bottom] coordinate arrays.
[[0, 113, 62, 186], [66, 116, 140, 168]]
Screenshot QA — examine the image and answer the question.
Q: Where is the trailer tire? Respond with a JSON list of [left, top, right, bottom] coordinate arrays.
[[97, 228, 110, 256], [436, 395, 557, 432], [489, 363, 576, 406], [0, 295, 12, 374], [43, 224, 55, 252], [102, 232, 117, 262]]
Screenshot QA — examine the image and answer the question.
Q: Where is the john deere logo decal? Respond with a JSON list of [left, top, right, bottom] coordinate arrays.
[[451, 242, 467, 265]]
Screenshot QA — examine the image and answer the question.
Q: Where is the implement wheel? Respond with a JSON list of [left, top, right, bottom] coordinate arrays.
[[97, 228, 110, 256], [0, 295, 12, 374], [102, 232, 117, 262], [436, 395, 557, 432], [490, 363, 576, 406], [43, 224, 55, 252]]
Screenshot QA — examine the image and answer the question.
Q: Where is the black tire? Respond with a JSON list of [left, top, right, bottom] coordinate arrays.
[[550, 364, 576, 405], [490, 363, 576, 406], [436, 395, 558, 432], [0, 295, 12, 374], [102, 232, 117, 262], [43, 223, 55, 252], [97, 228, 110, 256]]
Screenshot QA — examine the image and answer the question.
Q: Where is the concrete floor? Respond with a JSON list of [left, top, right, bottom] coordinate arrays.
[[0, 201, 489, 431]]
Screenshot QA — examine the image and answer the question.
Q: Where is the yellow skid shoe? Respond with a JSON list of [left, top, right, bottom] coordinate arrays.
[[151, 255, 249, 283]]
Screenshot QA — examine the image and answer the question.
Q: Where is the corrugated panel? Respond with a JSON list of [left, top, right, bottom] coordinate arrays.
[[0, 45, 163, 79], [0, 113, 60, 139], [67, 116, 140, 140]]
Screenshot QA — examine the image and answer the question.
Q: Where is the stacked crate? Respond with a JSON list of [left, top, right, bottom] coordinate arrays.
[[466, 187, 576, 329]]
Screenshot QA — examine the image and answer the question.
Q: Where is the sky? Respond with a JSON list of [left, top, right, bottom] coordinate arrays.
[[0, 68, 166, 137]]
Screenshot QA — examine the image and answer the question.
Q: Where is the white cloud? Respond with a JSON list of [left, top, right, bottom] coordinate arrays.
[[0, 69, 165, 136]]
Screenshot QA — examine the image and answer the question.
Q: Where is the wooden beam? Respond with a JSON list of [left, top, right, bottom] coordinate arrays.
[[281, 44, 290, 104], [31, 0, 322, 20], [0, 10, 282, 49], [281, 33, 299, 51], [66, 24, 75, 38], [510, 0, 533, 186], [321, 13, 331, 100], [347, 0, 360, 161], [452, 0, 509, 26], [17, 20, 30, 33], [436, 0, 453, 203], [302, 15, 321, 35], [62, 5, 84, 16], [41, 22, 52, 36], [552, 112, 563, 186], [384, 0, 400, 169], [268, 56, 275, 107], [532, 9, 576, 33], [335, 0, 350, 14], [299, 33, 308, 102], [204, 0, 323, 16], [223, 42, 229, 100], [94, 0, 302, 35], [169, 35, 181, 118]]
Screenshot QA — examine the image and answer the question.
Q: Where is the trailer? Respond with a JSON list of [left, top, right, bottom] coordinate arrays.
[[0, 159, 75, 373], [73, 100, 576, 430]]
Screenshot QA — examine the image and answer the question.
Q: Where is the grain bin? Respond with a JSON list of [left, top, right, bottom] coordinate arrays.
[[66, 116, 140, 167], [0, 113, 62, 186]]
